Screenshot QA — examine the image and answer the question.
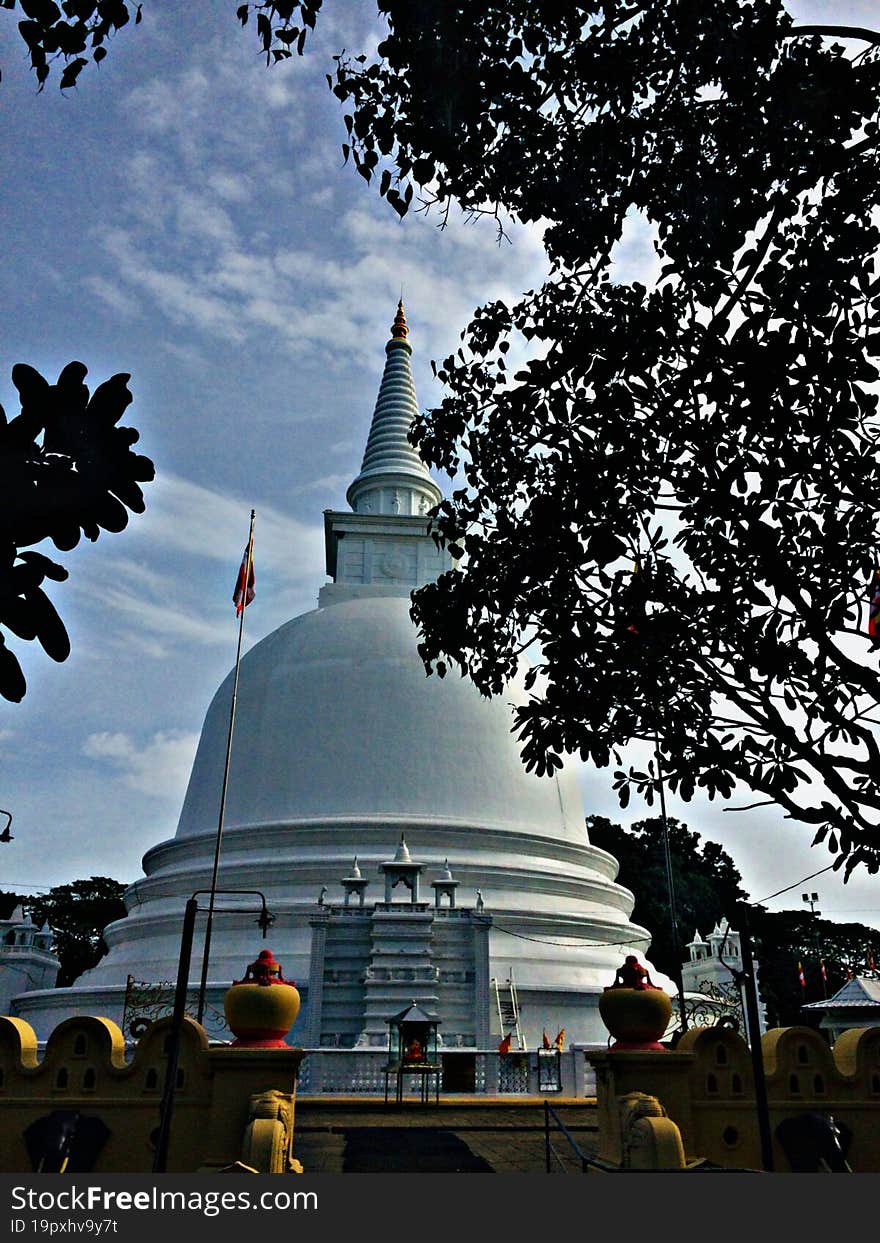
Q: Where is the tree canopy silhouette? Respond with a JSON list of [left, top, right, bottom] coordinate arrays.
[[0, 362, 154, 701], [6, 2, 880, 873], [587, 814, 749, 979], [588, 815, 880, 1026], [749, 908, 880, 1027], [1, 876, 127, 987], [326, 2, 880, 878]]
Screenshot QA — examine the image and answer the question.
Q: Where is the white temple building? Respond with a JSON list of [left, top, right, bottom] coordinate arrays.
[[0, 903, 58, 1020], [682, 920, 768, 1042], [12, 303, 669, 1051]]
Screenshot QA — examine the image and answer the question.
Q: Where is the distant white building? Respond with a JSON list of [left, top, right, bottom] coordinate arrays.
[[12, 302, 672, 1052], [0, 903, 58, 1018], [682, 919, 767, 1042]]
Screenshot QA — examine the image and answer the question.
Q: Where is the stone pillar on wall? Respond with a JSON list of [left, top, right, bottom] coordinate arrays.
[[586, 1049, 698, 1163], [305, 909, 329, 1048], [472, 913, 492, 1048]]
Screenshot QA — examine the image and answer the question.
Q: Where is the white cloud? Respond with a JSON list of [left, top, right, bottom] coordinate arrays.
[[85, 275, 141, 319], [65, 473, 326, 649], [82, 729, 199, 801], [610, 207, 662, 287], [127, 472, 325, 575]]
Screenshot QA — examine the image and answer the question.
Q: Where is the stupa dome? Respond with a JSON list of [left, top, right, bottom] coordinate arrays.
[[175, 594, 586, 844]]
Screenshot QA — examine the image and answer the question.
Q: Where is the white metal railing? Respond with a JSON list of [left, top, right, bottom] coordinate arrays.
[[294, 1048, 590, 1096]]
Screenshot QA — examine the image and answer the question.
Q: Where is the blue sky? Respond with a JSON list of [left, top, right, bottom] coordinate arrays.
[[1, 1, 879, 940]]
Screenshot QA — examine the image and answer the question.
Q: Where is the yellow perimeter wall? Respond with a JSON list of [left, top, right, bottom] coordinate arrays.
[[0, 1015, 304, 1174], [589, 1024, 880, 1171]]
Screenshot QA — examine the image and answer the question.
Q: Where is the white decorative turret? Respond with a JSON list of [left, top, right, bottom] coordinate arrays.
[[380, 834, 423, 904], [707, 919, 741, 962], [0, 901, 60, 1018], [681, 915, 768, 1042], [687, 929, 710, 962], [341, 857, 369, 908], [430, 859, 460, 909]]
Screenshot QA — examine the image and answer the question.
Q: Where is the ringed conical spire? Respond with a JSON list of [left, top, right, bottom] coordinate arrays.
[[346, 301, 442, 517]]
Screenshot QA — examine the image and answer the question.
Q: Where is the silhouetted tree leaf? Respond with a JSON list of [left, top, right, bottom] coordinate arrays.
[[0, 639, 27, 703], [0, 361, 153, 700]]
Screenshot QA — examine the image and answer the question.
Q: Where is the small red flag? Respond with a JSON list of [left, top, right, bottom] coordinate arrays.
[[542, 1029, 551, 1050], [869, 570, 880, 644], [233, 541, 255, 615], [498, 1032, 512, 1055], [554, 1028, 566, 1051], [820, 960, 827, 982], [797, 960, 806, 988]]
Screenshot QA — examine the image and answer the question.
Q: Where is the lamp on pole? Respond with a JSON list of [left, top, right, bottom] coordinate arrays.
[[152, 888, 274, 1174], [802, 891, 826, 998], [732, 903, 774, 1172]]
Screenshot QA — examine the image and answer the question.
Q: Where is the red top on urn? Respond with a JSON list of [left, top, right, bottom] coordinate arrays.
[[232, 949, 295, 988], [606, 954, 661, 991]]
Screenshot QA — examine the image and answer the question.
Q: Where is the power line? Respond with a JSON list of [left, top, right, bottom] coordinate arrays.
[[491, 922, 651, 950], [753, 864, 837, 906]]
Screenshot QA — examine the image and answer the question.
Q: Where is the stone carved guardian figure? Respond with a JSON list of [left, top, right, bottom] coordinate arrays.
[[617, 1091, 686, 1171], [240, 1090, 302, 1174]]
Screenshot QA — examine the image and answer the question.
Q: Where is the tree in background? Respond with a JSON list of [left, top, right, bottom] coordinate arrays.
[[590, 815, 880, 1027], [1, 877, 127, 987], [587, 814, 748, 979], [0, 2, 318, 89], [0, 363, 154, 702], [750, 909, 880, 1027]]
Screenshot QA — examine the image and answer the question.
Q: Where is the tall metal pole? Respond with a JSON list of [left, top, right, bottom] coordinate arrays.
[[153, 897, 198, 1174], [736, 903, 774, 1172], [654, 733, 688, 1034], [197, 510, 255, 1024]]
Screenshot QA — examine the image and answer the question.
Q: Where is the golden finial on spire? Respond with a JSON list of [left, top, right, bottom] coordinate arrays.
[[391, 299, 409, 339]]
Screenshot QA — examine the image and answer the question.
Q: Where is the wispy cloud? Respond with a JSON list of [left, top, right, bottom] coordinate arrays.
[[68, 471, 326, 645], [89, 26, 553, 376], [82, 729, 199, 801]]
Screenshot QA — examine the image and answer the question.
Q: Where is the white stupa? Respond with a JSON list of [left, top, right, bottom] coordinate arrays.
[[13, 302, 665, 1046]]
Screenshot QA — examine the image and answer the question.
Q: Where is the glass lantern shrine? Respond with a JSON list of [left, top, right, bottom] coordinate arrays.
[[384, 1002, 441, 1104]]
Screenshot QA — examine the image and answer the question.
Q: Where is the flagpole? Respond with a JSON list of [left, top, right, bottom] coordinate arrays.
[[654, 729, 689, 1035], [196, 509, 255, 1025]]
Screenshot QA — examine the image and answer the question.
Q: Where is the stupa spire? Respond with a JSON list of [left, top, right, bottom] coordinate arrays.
[[345, 301, 442, 517], [390, 299, 409, 339]]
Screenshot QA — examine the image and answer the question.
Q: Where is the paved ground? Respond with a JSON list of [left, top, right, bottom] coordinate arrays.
[[293, 1097, 600, 1174]]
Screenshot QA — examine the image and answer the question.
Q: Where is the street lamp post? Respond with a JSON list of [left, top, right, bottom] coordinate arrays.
[[802, 891, 826, 998], [152, 889, 274, 1174]]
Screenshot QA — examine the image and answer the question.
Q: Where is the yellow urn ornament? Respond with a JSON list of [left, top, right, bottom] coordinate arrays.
[[224, 949, 301, 1048], [598, 955, 673, 1051]]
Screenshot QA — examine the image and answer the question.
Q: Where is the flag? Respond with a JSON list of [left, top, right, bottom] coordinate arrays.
[[233, 541, 255, 615], [554, 1028, 566, 1051], [846, 965, 854, 980], [498, 1033, 512, 1055], [867, 948, 876, 974], [542, 1029, 551, 1050], [869, 570, 880, 645], [797, 961, 806, 988], [820, 960, 827, 983]]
